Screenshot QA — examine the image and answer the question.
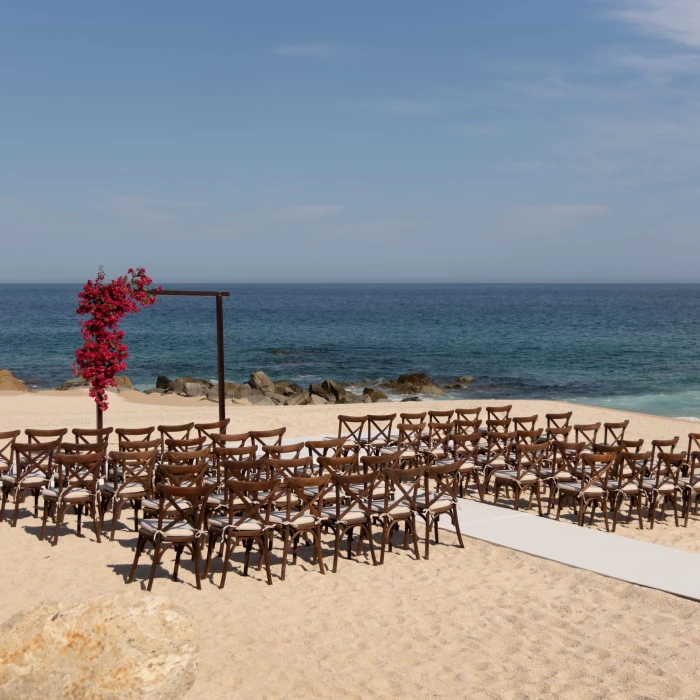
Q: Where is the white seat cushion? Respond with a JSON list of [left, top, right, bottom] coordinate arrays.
[[493, 469, 538, 484], [41, 487, 92, 503], [99, 482, 146, 497], [371, 501, 412, 518], [268, 511, 316, 528], [320, 506, 367, 524], [207, 515, 264, 533], [139, 519, 196, 542], [2, 471, 47, 488]]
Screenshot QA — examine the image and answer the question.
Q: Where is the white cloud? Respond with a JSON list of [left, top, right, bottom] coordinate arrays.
[[508, 204, 609, 235], [611, 1, 700, 48], [612, 51, 700, 77], [271, 43, 339, 58], [279, 205, 345, 222]]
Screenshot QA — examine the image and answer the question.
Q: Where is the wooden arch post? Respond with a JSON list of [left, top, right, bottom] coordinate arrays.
[[97, 289, 230, 427]]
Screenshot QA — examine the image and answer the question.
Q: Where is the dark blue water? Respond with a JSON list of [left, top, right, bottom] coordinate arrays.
[[2, 284, 700, 419]]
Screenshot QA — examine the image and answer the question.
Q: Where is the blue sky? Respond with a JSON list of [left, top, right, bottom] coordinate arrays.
[[2, 1, 700, 282]]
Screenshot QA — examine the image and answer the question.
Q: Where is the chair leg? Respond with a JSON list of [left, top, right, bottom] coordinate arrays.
[[315, 525, 325, 575], [366, 522, 378, 565], [535, 484, 543, 517], [577, 499, 586, 527], [601, 498, 610, 532], [147, 540, 162, 592], [172, 545, 183, 581], [12, 489, 21, 527], [193, 540, 202, 590], [672, 492, 680, 527], [280, 530, 290, 581], [204, 531, 218, 577], [378, 524, 388, 565], [332, 527, 342, 573], [76, 504, 83, 537], [219, 534, 235, 590], [649, 494, 658, 529], [612, 496, 622, 532], [452, 505, 465, 548], [243, 538, 253, 576], [52, 505, 65, 546], [128, 535, 146, 583], [636, 494, 644, 530], [410, 516, 420, 560], [40, 500, 49, 541], [110, 500, 122, 541], [91, 501, 101, 543], [424, 513, 432, 560]]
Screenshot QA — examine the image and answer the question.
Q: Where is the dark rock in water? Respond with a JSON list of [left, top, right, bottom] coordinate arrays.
[[156, 375, 172, 390], [401, 396, 422, 402], [283, 359, 300, 364], [56, 378, 88, 391], [382, 373, 444, 396], [455, 375, 475, 383], [322, 379, 346, 402], [309, 383, 332, 402], [249, 371, 275, 394], [363, 387, 388, 402]]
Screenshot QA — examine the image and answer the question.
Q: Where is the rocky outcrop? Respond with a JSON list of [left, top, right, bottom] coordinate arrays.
[[309, 383, 332, 402], [401, 396, 422, 402], [171, 377, 213, 395], [285, 391, 310, 406], [156, 375, 172, 390], [445, 375, 476, 390], [184, 382, 207, 397], [56, 377, 88, 391], [0, 592, 198, 699], [114, 375, 133, 389], [363, 387, 388, 402], [249, 371, 275, 394], [382, 373, 445, 396], [0, 370, 29, 392], [309, 394, 329, 405], [233, 384, 264, 400]]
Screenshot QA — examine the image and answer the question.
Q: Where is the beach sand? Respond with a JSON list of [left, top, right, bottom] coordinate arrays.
[[1, 389, 699, 698]]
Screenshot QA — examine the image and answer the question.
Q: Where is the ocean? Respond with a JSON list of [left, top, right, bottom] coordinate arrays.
[[2, 283, 700, 420]]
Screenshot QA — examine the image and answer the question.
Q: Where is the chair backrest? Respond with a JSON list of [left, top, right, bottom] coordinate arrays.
[[306, 437, 346, 462], [224, 478, 282, 529], [268, 456, 315, 480], [514, 443, 547, 480], [25, 428, 67, 446], [107, 448, 158, 493], [164, 436, 206, 454], [158, 447, 210, 485], [360, 451, 401, 475], [603, 420, 629, 446], [399, 412, 427, 425], [456, 407, 481, 420], [427, 409, 454, 424], [13, 440, 61, 480], [424, 421, 454, 454], [483, 431, 516, 464], [54, 451, 105, 496], [574, 423, 601, 449], [620, 438, 644, 453], [687, 433, 700, 457], [0, 430, 20, 469], [263, 442, 304, 461], [211, 432, 250, 450], [222, 456, 268, 483], [336, 416, 366, 445], [613, 451, 651, 491], [651, 437, 679, 463], [649, 452, 686, 489], [382, 466, 424, 515], [118, 438, 161, 453], [281, 474, 331, 524], [514, 428, 543, 446], [424, 461, 461, 506], [72, 427, 113, 445], [195, 419, 231, 446], [248, 427, 286, 448], [157, 423, 194, 452], [366, 414, 397, 447], [330, 472, 377, 523], [512, 415, 538, 432], [452, 432, 481, 463], [60, 440, 108, 455], [486, 405, 512, 421], [395, 423, 425, 451], [317, 454, 359, 476], [115, 426, 155, 443], [546, 412, 572, 429], [579, 452, 616, 493], [546, 426, 571, 444], [593, 443, 624, 457], [153, 482, 213, 534], [551, 440, 586, 473], [486, 418, 511, 433], [454, 419, 482, 435], [214, 444, 258, 463]]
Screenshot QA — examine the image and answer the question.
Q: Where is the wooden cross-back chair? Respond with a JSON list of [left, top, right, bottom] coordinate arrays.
[[267, 456, 315, 481], [423, 421, 454, 463], [212, 445, 258, 488], [452, 432, 482, 497], [399, 412, 427, 426], [686, 434, 700, 467], [512, 415, 538, 433], [456, 407, 481, 421], [263, 442, 304, 462], [621, 438, 644, 453], [1, 440, 60, 527], [100, 448, 158, 540], [157, 423, 194, 455], [573, 423, 601, 450], [60, 441, 108, 455], [365, 414, 396, 453], [205, 477, 282, 586], [603, 420, 629, 446], [0, 430, 20, 477], [545, 426, 571, 446], [643, 452, 686, 529], [417, 461, 464, 559], [163, 436, 206, 455], [128, 482, 215, 591], [157, 448, 210, 485], [492, 442, 546, 514], [486, 418, 511, 434], [546, 412, 572, 429], [25, 428, 68, 445], [359, 452, 398, 504], [248, 427, 286, 449], [486, 405, 512, 421], [322, 471, 379, 573], [541, 440, 584, 514], [427, 410, 454, 425], [305, 437, 346, 463], [317, 454, 359, 477], [211, 432, 250, 449], [609, 451, 651, 532], [334, 416, 366, 452], [681, 451, 700, 527], [115, 427, 155, 444], [207, 455, 270, 519], [195, 419, 231, 448], [650, 437, 679, 465], [454, 419, 481, 436], [40, 450, 104, 546], [373, 465, 423, 564], [514, 428, 543, 447], [480, 431, 516, 497], [72, 427, 113, 445], [271, 474, 331, 580], [556, 452, 616, 530], [380, 423, 425, 466]]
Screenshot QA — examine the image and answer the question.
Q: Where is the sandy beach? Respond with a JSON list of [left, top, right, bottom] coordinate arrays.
[[1, 389, 699, 698]]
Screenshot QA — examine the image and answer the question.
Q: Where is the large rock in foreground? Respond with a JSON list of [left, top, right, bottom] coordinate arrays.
[[0, 592, 198, 699], [382, 373, 445, 396], [249, 371, 276, 394], [0, 370, 29, 392]]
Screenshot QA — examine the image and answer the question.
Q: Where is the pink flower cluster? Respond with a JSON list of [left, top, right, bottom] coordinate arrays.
[[73, 267, 160, 412]]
